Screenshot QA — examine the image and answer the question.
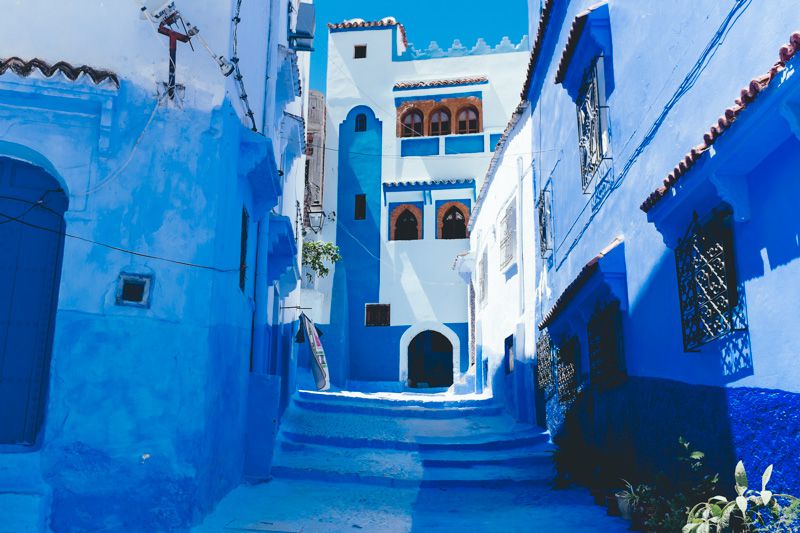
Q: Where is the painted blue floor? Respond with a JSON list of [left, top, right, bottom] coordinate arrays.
[[195, 391, 630, 532]]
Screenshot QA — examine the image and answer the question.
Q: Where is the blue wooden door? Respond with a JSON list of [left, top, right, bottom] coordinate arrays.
[[0, 157, 67, 445]]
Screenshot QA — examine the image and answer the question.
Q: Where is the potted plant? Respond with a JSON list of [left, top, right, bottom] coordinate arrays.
[[616, 479, 641, 521]]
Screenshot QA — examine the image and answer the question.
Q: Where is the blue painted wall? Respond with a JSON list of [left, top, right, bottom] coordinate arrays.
[[445, 134, 485, 154], [331, 106, 389, 382], [507, 0, 800, 494], [401, 137, 439, 157], [0, 78, 296, 529]]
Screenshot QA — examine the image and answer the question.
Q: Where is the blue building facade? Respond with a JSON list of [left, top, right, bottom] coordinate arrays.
[[473, 0, 800, 495], [0, 0, 314, 529]]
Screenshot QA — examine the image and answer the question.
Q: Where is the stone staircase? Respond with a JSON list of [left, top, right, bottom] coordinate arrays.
[[270, 390, 554, 488]]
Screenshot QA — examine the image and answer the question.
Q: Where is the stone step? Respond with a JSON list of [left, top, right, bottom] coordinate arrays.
[[297, 390, 493, 410], [279, 427, 549, 452], [280, 405, 527, 443], [292, 394, 504, 419], [271, 440, 554, 488], [278, 438, 554, 468]]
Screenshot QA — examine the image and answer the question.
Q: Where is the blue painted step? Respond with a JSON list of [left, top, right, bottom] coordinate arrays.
[[296, 390, 495, 410], [292, 396, 504, 419], [279, 428, 549, 452]]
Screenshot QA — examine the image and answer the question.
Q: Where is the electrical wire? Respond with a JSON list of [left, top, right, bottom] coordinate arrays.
[[0, 206, 241, 273], [548, 0, 752, 270], [335, 221, 469, 287], [0, 190, 59, 225], [231, 0, 258, 131], [71, 94, 167, 198]]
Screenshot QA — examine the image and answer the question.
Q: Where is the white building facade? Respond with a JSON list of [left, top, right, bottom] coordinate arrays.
[[317, 17, 529, 392]]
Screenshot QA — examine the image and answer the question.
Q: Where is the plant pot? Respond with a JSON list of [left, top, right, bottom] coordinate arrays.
[[606, 494, 621, 516], [616, 493, 634, 521]]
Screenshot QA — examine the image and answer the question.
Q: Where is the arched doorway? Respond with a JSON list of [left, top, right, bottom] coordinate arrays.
[[0, 156, 68, 445], [407, 330, 453, 388]]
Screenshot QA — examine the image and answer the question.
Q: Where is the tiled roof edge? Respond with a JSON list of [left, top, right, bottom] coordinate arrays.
[[640, 31, 800, 213], [0, 57, 119, 88]]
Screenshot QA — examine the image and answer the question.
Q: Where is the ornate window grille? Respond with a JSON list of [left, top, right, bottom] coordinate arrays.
[[538, 183, 553, 258], [588, 301, 625, 388], [675, 210, 744, 351], [576, 58, 605, 191], [536, 331, 554, 394], [499, 201, 517, 269], [556, 337, 579, 405]]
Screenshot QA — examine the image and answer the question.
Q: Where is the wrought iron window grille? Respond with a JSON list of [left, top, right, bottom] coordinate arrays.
[[587, 301, 626, 389], [576, 57, 609, 193], [675, 210, 747, 352], [537, 183, 553, 258], [556, 336, 579, 405], [536, 331, 554, 398], [499, 201, 517, 270]]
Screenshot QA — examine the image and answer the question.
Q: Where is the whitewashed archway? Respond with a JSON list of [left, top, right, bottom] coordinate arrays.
[[399, 321, 460, 386]]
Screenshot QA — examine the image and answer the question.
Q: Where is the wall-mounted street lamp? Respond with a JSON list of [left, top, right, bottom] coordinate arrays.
[[307, 208, 335, 233]]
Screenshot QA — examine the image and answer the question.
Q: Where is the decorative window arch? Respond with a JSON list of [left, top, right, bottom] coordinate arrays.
[[429, 107, 451, 136], [390, 203, 423, 240], [355, 113, 367, 132], [400, 109, 424, 137], [457, 106, 479, 134], [437, 201, 470, 239]]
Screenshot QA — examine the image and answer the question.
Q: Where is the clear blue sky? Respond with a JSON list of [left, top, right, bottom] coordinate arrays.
[[309, 0, 530, 94]]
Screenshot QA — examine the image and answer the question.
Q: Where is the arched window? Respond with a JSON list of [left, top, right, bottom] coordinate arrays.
[[401, 109, 424, 137], [355, 113, 367, 132], [457, 106, 479, 134], [441, 205, 467, 239], [429, 108, 451, 136], [394, 209, 419, 240]]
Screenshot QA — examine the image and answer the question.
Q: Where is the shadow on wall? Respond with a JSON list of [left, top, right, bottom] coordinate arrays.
[[627, 249, 753, 386]]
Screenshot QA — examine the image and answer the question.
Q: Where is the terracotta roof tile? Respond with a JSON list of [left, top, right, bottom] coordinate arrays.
[[0, 57, 119, 87], [393, 76, 487, 90], [640, 31, 800, 213], [328, 17, 408, 47], [554, 4, 600, 84], [520, 0, 556, 100], [538, 237, 623, 330]]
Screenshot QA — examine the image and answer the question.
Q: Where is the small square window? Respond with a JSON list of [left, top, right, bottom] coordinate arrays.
[[116, 274, 152, 308], [354, 194, 366, 220], [365, 304, 390, 326], [354, 45, 367, 59]]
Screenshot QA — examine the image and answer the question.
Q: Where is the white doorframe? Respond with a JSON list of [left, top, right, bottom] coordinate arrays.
[[398, 321, 461, 386]]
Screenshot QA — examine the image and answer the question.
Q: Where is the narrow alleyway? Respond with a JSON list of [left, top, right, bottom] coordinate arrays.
[[195, 391, 629, 532]]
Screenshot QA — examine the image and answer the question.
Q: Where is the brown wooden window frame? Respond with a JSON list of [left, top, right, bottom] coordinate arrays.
[[457, 105, 480, 134], [429, 107, 451, 136], [400, 109, 424, 138]]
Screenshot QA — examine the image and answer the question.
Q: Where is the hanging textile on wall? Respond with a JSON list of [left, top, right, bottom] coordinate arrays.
[[296, 313, 330, 391]]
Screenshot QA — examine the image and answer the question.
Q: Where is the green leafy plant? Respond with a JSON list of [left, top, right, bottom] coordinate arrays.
[[684, 462, 800, 532], [638, 437, 719, 532], [302, 241, 341, 283]]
